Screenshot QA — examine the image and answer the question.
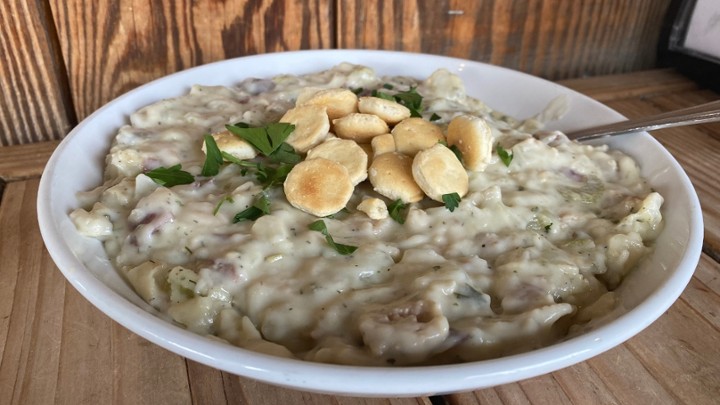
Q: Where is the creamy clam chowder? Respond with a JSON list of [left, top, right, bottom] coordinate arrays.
[[70, 63, 663, 366]]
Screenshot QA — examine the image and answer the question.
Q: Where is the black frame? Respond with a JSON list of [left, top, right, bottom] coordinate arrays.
[[659, 0, 720, 91]]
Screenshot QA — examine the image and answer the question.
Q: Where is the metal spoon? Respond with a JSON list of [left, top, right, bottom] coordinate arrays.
[[565, 99, 720, 141]]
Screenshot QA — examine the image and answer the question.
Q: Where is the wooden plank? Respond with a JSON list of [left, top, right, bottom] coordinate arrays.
[[447, 389, 505, 405], [680, 254, 720, 330], [337, 0, 671, 81], [0, 178, 194, 404], [694, 251, 720, 297], [624, 298, 720, 404], [0, 180, 65, 404], [111, 328, 192, 405], [491, 383, 531, 404], [56, 299, 193, 405], [48, 0, 334, 122], [517, 374, 572, 404], [186, 361, 229, 404], [0, 1, 75, 146], [217, 373, 432, 405], [585, 345, 676, 404], [0, 141, 60, 182], [54, 284, 114, 404], [551, 361, 621, 405], [447, 361, 622, 405], [558, 254, 720, 405], [558, 69, 699, 103], [55, 285, 193, 405]]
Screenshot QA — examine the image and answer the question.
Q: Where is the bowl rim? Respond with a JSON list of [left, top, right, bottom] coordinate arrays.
[[37, 49, 704, 397]]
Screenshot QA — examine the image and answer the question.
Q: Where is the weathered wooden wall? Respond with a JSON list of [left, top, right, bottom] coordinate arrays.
[[1, 0, 672, 146]]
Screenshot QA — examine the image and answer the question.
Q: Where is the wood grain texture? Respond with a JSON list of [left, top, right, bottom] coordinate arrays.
[[558, 69, 700, 103], [2, 0, 681, 146], [0, 0, 75, 147], [48, 0, 335, 121], [0, 141, 60, 181], [337, 0, 671, 81], [0, 180, 65, 405]]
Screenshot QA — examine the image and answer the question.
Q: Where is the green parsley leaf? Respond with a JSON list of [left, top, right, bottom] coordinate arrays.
[[233, 206, 264, 222], [221, 151, 252, 167], [449, 144, 464, 163], [371, 86, 425, 117], [496, 145, 514, 167], [227, 125, 270, 152], [145, 164, 194, 187], [350, 87, 364, 95], [268, 142, 301, 165], [393, 87, 423, 117], [221, 151, 261, 177], [544, 223, 553, 233], [261, 163, 294, 189], [308, 220, 326, 232], [222, 149, 295, 189], [308, 220, 358, 255], [213, 195, 234, 216], [442, 192, 461, 212], [233, 193, 270, 223], [371, 89, 395, 101], [266, 122, 296, 148], [226, 122, 296, 156], [387, 199, 409, 224], [201, 135, 224, 177], [429, 112, 441, 121]]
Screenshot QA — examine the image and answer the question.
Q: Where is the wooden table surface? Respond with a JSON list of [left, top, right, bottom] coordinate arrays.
[[1, 69, 718, 404]]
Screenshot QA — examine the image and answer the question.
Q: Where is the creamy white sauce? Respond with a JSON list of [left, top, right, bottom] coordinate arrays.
[[71, 63, 663, 366]]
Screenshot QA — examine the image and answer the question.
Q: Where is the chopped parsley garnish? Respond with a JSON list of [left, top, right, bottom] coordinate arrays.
[[449, 144, 464, 163], [201, 135, 223, 176], [350, 87, 364, 95], [371, 85, 424, 117], [145, 164, 194, 187], [268, 142, 302, 165], [388, 199, 409, 224], [220, 151, 248, 166], [544, 223, 553, 233], [220, 123, 299, 189], [226, 122, 296, 157], [371, 89, 395, 101], [256, 163, 294, 189], [442, 192, 461, 212], [233, 193, 271, 223], [429, 113, 441, 121], [213, 195, 234, 216], [382, 83, 394, 90], [497, 145, 514, 167], [308, 220, 358, 255], [392, 87, 423, 117]]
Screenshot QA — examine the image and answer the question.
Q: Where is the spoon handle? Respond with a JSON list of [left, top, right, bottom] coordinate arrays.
[[566, 99, 720, 141]]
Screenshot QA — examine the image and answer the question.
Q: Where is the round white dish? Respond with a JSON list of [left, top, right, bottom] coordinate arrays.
[[37, 50, 703, 397]]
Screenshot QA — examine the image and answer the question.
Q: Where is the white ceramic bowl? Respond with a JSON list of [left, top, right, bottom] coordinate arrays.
[[38, 50, 703, 397]]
